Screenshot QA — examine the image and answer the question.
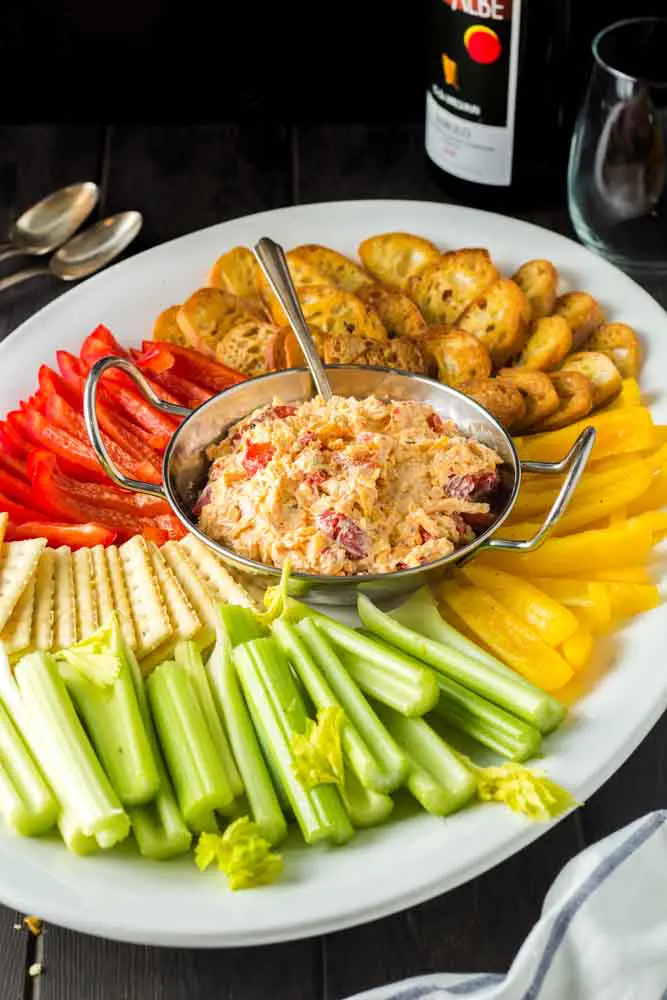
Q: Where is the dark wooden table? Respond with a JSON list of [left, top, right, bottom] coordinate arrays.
[[0, 123, 665, 1000]]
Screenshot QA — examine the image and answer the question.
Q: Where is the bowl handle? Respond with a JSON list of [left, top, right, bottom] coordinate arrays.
[[83, 355, 192, 497], [483, 425, 596, 554]]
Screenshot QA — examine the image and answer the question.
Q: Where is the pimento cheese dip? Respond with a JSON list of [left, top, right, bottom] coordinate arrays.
[[196, 395, 502, 576]]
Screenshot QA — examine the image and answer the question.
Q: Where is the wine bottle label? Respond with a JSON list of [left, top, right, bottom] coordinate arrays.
[[425, 0, 522, 186]]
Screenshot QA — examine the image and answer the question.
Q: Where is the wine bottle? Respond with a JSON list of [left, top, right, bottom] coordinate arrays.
[[425, 0, 572, 211]]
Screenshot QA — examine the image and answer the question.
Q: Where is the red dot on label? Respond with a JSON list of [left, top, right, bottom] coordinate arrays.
[[465, 26, 502, 65]]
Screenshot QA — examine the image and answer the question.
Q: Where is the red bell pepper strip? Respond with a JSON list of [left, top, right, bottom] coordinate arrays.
[[131, 349, 212, 408], [80, 325, 129, 365], [0, 450, 29, 483], [27, 451, 169, 517], [142, 341, 245, 392], [15, 408, 111, 481], [29, 452, 167, 544], [0, 492, 51, 524], [133, 343, 174, 374], [5, 521, 117, 548], [0, 421, 28, 457], [38, 365, 81, 409], [40, 394, 161, 485], [0, 467, 47, 510], [97, 380, 179, 447]]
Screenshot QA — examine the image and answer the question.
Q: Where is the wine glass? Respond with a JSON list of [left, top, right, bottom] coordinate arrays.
[[568, 17, 667, 276]]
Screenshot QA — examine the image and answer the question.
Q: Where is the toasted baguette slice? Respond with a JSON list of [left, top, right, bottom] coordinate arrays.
[[257, 252, 335, 325], [360, 338, 427, 374], [407, 249, 499, 326], [290, 245, 374, 293], [208, 246, 260, 299], [152, 305, 185, 346], [560, 351, 623, 408], [177, 288, 262, 357], [459, 378, 527, 432], [356, 284, 428, 340], [584, 322, 641, 379], [512, 260, 558, 319], [298, 285, 388, 344], [358, 233, 441, 289], [215, 319, 277, 376], [278, 325, 369, 368], [532, 370, 594, 431], [457, 278, 531, 366], [554, 292, 605, 348], [422, 327, 492, 386], [517, 315, 573, 371], [496, 369, 560, 430]]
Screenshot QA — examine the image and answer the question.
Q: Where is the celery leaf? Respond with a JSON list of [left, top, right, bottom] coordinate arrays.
[[55, 615, 120, 688], [195, 818, 283, 890], [292, 706, 344, 789], [472, 761, 578, 821]]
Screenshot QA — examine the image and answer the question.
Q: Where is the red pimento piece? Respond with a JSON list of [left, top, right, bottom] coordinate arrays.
[[303, 470, 327, 487], [192, 485, 212, 516], [460, 510, 496, 534], [427, 412, 444, 433], [242, 442, 275, 476], [317, 509, 366, 560], [271, 404, 297, 419], [419, 527, 433, 544], [446, 471, 499, 502]]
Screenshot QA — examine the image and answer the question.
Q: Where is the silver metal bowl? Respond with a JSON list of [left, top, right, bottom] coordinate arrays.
[[84, 359, 595, 605]]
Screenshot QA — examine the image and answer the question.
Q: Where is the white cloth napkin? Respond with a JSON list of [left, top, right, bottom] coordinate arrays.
[[347, 811, 667, 1000]]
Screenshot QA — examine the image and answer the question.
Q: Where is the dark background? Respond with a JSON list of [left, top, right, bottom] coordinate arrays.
[[3, 0, 665, 124]]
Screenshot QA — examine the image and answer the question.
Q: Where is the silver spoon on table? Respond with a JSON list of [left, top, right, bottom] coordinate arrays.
[[0, 211, 143, 294], [0, 182, 99, 263], [254, 236, 333, 401]]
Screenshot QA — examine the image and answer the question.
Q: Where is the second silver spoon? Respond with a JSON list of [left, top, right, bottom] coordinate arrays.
[[0, 182, 99, 263]]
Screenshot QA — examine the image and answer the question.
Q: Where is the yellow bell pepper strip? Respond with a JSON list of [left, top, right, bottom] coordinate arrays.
[[651, 425, 667, 446], [606, 582, 661, 620], [633, 510, 667, 542], [515, 407, 654, 464], [504, 462, 651, 538], [478, 515, 655, 577], [606, 507, 628, 526], [626, 444, 667, 517], [577, 566, 653, 584], [560, 626, 594, 672], [509, 456, 649, 524], [530, 577, 612, 634], [460, 565, 579, 646], [438, 577, 574, 691], [604, 378, 642, 410]]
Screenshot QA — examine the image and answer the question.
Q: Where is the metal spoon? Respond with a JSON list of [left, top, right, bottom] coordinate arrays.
[[254, 236, 333, 401], [0, 211, 143, 294], [0, 182, 99, 263]]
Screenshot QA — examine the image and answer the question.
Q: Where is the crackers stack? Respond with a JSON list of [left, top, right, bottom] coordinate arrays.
[[0, 521, 256, 671]]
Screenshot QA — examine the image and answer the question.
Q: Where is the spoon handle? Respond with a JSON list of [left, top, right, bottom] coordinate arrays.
[[254, 237, 333, 402], [0, 266, 47, 293]]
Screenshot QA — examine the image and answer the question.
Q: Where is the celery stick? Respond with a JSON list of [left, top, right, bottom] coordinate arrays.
[[341, 766, 394, 828], [433, 675, 542, 762], [206, 628, 287, 845], [378, 708, 477, 816], [336, 650, 430, 717], [58, 808, 98, 855], [272, 619, 386, 793], [218, 605, 266, 646], [146, 661, 234, 833], [0, 700, 57, 836], [312, 618, 439, 715], [359, 594, 564, 735], [119, 633, 192, 860], [14, 652, 130, 849], [175, 640, 244, 802], [389, 588, 566, 734], [60, 656, 160, 808], [234, 639, 353, 845], [296, 619, 407, 792]]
